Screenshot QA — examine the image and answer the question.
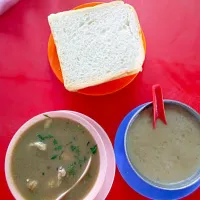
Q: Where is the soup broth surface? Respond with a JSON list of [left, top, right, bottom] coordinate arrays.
[[126, 104, 200, 183], [11, 117, 100, 200]]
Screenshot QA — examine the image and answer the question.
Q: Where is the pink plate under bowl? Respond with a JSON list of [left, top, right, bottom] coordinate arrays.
[[5, 111, 107, 200]]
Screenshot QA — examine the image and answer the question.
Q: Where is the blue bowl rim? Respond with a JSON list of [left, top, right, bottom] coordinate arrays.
[[124, 99, 200, 191]]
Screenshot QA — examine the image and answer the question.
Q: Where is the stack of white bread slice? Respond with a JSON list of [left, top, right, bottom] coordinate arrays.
[[48, 1, 145, 91]]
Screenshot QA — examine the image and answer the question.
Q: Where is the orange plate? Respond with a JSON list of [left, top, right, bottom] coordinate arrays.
[[48, 2, 146, 96]]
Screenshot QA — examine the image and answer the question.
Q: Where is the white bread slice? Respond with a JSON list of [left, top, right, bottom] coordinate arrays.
[[48, 1, 145, 91]]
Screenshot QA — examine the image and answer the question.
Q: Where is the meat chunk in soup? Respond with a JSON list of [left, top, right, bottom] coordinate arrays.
[[29, 141, 47, 151], [26, 179, 38, 191]]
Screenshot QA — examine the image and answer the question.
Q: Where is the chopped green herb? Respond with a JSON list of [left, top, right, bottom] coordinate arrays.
[[37, 134, 45, 141], [43, 134, 53, 139], [42, 172, 45, 176], [53, 139, 58, 145], [55, 145, 62, 151], [43, 114, 51, 118], [71, 145, 76, 151], [71, 145, 80, 154], [90, 145, 97, 155], [87, 141, 90, 146], [51, 155, 58, 160], [67, 163, 76, 176], [37, 134, 53, 141]]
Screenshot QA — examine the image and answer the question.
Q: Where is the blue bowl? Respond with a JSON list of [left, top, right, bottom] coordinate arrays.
[[114, 100, 200, 200]]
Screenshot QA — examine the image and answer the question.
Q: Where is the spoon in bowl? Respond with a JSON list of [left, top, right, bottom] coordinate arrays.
[[152, 84, 167, 129], [56, 155, 92, 200]]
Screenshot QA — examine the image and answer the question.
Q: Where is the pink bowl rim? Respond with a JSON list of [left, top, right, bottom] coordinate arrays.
[[5, 110, 107, 200]]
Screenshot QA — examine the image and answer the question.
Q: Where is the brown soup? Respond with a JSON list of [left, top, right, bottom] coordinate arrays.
[[126, 104, 200, 183], [11, 116, 100, 200]]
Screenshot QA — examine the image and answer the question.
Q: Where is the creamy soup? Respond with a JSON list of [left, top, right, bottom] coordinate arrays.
[[126, 104, 200, 183], [11, 116, 100, 200]]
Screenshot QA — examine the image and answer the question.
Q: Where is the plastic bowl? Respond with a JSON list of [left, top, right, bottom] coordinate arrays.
[[48, 2, 146, 96], [5, 111, 107, 200], [115, 100, 200, 200]]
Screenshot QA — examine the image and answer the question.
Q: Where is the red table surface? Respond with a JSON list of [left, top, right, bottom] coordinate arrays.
[[1, 0, 200, 199]]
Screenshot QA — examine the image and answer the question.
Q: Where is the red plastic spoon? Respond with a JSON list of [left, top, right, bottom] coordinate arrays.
[[152, 84, 167, 129]]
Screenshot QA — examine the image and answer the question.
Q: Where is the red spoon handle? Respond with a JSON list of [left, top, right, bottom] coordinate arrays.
[[152, 84, 167, 129]]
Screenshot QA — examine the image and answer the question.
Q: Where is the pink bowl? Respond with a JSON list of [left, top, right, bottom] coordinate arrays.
[[5, 111, 107, 200]]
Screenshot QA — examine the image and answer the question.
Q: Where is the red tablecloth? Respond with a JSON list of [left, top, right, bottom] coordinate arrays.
[[1, 0, 200, 199]]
